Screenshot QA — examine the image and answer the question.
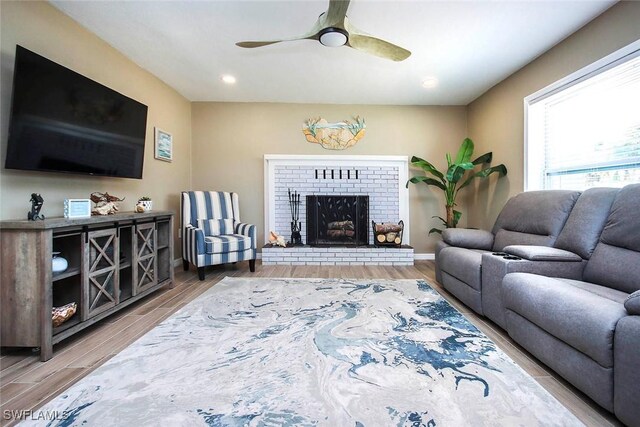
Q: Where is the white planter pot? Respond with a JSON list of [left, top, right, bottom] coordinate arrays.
[[138, 200, 153, 211]]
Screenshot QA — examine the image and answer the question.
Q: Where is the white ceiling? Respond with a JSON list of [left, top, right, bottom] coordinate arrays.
[[50, 0, 615, 106]]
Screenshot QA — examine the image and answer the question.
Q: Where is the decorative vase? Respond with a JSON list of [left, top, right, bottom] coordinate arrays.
[[52, 252, 68, 273]]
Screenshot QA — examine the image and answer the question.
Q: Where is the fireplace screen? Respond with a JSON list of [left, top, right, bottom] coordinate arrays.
[[306, 195, 369, 246]]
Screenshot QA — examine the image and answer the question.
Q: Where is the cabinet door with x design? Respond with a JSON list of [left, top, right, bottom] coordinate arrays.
[[133, 222, 158, 296], [82, 228, 119, 320]]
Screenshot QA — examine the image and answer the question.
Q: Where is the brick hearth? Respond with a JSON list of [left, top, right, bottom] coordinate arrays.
[[262, 245, 414, 266]]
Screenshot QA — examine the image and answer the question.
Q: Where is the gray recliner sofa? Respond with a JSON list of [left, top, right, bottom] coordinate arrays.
[[436, 189, 583, 318], [503, 183, 640, 426], [435, 183, 639, 426], [481, 187, 619, 328]]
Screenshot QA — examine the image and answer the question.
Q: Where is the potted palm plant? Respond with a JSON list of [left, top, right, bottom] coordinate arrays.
[[407, 138, 507, 234]]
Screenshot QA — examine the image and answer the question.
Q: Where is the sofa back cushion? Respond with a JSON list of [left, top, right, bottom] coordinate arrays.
[[555, 187, 619, 259], [583, 184, 640, 293], [181, 191, 240, 228], [197, 219, 235, 236], [491, 190, 580, 251]]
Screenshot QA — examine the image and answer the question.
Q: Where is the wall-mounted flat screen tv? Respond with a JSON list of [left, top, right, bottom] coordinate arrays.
[[5, 46, 148, 179]]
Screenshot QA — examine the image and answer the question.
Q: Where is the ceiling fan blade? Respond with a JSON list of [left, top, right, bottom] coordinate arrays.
[[344, 19, 410, 62], [236, 32, 321, 48], [236, 41, 287, 48], [236, 9, 327, 48], [324, 0, 351, 27], [347, 34, 411, 61]]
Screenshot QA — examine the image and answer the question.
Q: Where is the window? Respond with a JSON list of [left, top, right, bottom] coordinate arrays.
[[525, 43, 640, 191]]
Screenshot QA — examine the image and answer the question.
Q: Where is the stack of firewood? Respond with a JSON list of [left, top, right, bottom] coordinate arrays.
[[327, 220, 355, 239], [374, 221, 403, 245]]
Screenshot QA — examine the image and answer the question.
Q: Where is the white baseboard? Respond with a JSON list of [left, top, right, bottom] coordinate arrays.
[[174, 255, 263, 266]]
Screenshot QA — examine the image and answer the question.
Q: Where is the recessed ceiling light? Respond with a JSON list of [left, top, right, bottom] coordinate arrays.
[[421, 77, 438, 89], [221, 75, 236, 84]]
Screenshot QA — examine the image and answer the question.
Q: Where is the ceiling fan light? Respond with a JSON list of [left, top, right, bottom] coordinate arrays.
[[319, 27, 348, 47]]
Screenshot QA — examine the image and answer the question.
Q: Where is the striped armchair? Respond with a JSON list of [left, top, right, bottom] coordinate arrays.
[[181, 191, 257, 280]]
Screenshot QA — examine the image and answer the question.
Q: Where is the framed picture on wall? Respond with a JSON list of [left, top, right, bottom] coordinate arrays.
[[154, 128, 173, 162]]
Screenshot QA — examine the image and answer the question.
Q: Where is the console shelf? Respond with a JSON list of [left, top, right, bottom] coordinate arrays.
[[52, 267, 81, 282], [0, 211, 174, 361]]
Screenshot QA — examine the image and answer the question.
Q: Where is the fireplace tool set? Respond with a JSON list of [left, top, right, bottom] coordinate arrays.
[[288, 189, 303, 245]]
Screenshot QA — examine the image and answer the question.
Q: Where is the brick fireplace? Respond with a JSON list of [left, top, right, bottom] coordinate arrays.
[[262, 155, 413, 265]]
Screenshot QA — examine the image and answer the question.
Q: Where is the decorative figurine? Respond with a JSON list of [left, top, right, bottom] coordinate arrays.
[[288, 189, 303, 245], [135, 202, 146, 213], [28, 193, 45, 221]]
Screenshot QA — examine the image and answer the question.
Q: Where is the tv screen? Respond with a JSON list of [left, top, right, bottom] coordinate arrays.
[[5, 46, 148, 179]]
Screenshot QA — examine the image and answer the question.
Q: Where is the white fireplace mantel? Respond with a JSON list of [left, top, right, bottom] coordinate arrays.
[[263, 154, 410, 245]]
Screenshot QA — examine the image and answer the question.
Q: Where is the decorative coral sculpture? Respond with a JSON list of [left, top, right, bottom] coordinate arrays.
[[90, 192, 125, 215]]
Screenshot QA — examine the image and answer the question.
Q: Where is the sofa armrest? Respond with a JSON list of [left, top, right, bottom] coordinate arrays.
[[480, 253, 586, 329], [503, 245, 582, 262], [624, 291, 640, 315], [235, 222, 257, 248], [442, 228, 494, 250], [614, 315, 640, 425], [183, 225, 206, 261]]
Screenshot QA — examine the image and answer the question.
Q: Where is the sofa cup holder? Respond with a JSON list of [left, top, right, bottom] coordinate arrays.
[[492, 252, 522, 261]]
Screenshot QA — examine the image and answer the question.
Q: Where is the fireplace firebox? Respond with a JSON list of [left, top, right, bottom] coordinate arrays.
[[306, 195, 369, 246]]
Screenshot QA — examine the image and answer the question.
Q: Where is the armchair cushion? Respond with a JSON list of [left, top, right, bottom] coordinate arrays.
[[503, 273, 628, 368], [554, 187, 618, 259], [503, 245, 582, 262], [438, 247, 485, 291], [442, 228, 494, 250], [205, 234, 252, 254], [491, 190, 580, 250], [197, 218, 235, 236], [583, 184, 640, 293], [625, 291, 640, 315]]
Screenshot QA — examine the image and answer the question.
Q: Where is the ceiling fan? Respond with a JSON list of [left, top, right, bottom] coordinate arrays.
[[236, 0, 411, 62]]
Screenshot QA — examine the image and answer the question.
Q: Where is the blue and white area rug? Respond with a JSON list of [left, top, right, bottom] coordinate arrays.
[[30, 278, 580, 426]]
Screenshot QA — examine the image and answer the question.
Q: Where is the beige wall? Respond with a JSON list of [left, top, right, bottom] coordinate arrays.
[[466, 1, 640, 230], [0, 2, 192, 255], [191, 103, 467, 253], [6, 1, 637, 256]]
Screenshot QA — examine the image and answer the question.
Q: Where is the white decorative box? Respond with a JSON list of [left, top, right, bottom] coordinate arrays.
[[64, 199, 92, 219]]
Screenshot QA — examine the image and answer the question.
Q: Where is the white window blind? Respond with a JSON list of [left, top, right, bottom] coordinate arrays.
[[526, 50, 640, 191]]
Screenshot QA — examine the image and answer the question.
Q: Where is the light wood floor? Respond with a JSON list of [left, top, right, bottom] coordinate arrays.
[[0, 261, 621, 426]]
